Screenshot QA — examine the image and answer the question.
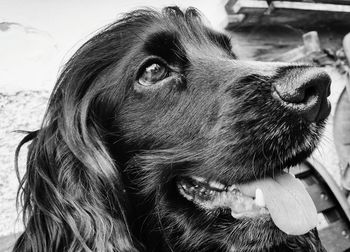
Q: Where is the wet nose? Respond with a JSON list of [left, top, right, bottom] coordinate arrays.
[[272, 67, 331, 122]]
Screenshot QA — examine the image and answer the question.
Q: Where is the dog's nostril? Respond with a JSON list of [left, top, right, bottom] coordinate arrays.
[[272, 68, 331, 122], [302, 86, 317, 102]]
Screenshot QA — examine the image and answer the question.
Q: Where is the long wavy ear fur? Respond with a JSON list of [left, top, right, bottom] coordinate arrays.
[[12, 10, 158, 252]]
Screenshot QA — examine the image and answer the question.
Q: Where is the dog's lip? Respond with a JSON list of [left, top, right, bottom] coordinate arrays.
[[177, 176, 269, 219], [178, 172, 318, 236]]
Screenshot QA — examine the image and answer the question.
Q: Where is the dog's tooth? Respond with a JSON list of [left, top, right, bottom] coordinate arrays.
[[290, 173, 296, 178], [209, 180, 225, 190], [199, 187, 206, 193], [254, 188, 265, 207], [217, 192, 228, 204], [178, 186, 194, 201], [228, 185, 241, 196], [192, 176, 206, 183], [227, 185, 238, 191]]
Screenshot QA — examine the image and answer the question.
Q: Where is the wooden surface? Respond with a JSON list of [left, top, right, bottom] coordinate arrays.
[[310, 0, 350, 5], [226, 25, 347, 61], [293, 162, 350, 251], [225, 0, 350, 28], [307, 183, 336, 212], [334, 88, 350, 190], [318, 220, 350, 252]]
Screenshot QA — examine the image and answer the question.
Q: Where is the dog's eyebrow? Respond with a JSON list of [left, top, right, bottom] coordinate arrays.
[[206, 30, 236, 58], [143, 31, 187, 65]]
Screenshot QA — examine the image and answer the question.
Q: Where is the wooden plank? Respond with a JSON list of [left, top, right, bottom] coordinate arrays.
[[303, 31, 321, 52], [306, 183, 336, 212], [231, 0, 350, 13], [308, 159, 350, 223], [315, 0, 350, 5], [226, 25, 345, 61], [225, 0, 238, 15], [333, 89, 350, 187], [227, 9, 350, 28], [224, 0, 350, 14], [270, 31, 322, 62], [232, 0, 267, 14], [252, 0, 350, 6], [318, 220, 350, 252], [271, 1, 350, 12], [343, 33, 350, 94], [226, 0, 350, 28], [289, 162, 311, 177], [226, 26, 304, 60]]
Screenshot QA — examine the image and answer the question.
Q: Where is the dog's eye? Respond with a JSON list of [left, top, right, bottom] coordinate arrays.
[[138, 63, 168, 86]]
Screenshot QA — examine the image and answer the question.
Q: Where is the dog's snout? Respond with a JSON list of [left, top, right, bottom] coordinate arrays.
[[272, 67, 331, 122]]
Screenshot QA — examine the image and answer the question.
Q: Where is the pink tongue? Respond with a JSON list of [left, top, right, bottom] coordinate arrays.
[[238, 172, 317, 235]]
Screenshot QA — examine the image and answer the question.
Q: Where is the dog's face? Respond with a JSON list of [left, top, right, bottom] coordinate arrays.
[[15, 7, 330, 252], [91, 7, 330, 252]]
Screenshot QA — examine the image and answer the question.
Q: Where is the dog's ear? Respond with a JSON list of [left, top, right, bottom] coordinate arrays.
[[13, 19, 142, 252]]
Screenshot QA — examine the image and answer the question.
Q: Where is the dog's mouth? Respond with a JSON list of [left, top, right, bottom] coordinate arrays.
[[177, 171, 318, 236]]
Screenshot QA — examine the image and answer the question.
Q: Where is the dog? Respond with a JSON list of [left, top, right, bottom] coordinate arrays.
[[13, 6, 331, 252]]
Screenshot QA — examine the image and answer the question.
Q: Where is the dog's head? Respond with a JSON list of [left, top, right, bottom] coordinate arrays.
[[15, 7, 330, 252]]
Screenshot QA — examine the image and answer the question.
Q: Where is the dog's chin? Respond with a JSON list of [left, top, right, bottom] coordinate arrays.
[[174, 144, 319, 250]]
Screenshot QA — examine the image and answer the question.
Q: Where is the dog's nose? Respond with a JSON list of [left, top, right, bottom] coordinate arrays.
[[272, 67, 331, 122]]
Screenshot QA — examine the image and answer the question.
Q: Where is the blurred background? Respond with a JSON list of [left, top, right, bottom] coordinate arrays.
[[1, 0, 350, 251]]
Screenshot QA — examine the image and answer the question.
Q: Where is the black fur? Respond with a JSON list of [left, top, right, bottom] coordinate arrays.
[[14, 7, 327, 252]]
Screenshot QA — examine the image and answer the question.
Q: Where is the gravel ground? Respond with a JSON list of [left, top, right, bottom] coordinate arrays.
[[0, 91, 49, 237]]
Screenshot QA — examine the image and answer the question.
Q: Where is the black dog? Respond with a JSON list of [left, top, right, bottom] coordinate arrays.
[[14, 7, 331, 252]]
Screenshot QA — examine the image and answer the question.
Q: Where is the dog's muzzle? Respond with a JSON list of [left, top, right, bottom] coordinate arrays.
[[178, 171, 318, 236]]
